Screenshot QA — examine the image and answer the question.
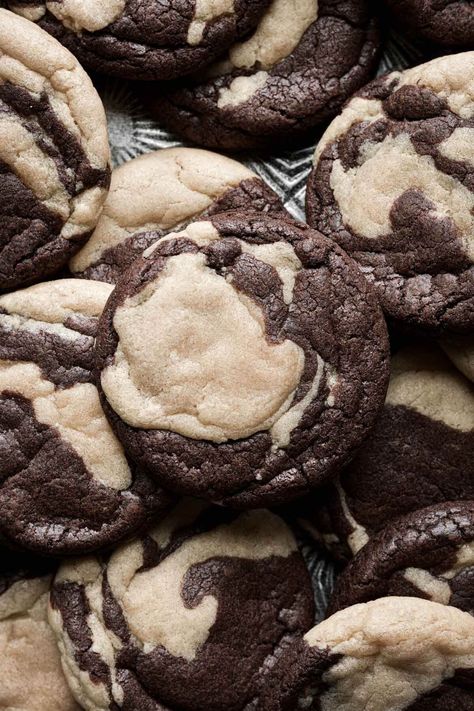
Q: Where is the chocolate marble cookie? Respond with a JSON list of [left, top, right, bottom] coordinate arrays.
[[328, 502, 474, 616], [307, 52, 474, 334], [0, 9, 110, 291], [0, 278, 172, 555], [153, 0, 380, 150], [96, 213, 390, 508], [260, 597, 474, 711], [299, 344, 474, 558], [48, 503, 315, 711], [384, 0, 474, 49], [7, 0, 271, 80], [0, 553, 80, 711], [70, 147, 284, 284]]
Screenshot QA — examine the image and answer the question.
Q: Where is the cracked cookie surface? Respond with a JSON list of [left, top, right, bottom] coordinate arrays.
[[152, 0, 380, 150], [0, 9, 110, 290], [7, 0, 271, 80], [260, 597, 474, 711], [384, 0, 474, 49], [48, 502, 315, 711], [70, 147, 285, 284], [328, 501, 474, 616], [307, 52, 474, 334], [95, 212, 389, 508], [0, 552, 80, 711], [0, 278, 173, 555]]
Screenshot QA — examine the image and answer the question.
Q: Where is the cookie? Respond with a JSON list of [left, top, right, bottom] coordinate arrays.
[[0, 9, 110, 291], [300, 344, 474, 558], [260, 597, 474, 711], [152, 0, 381, 150], [70, 147, 284, 284], [306, 52, 474, 334], [0, 278, 173, 555], [95, 212, 390, 508], [0, 553, 80, 711], [7, 0, 271, 81], [384, 0, 474, 49], [441, 334, 474, 382], [328, 502, 474, 617], [48, 502, 315, 711]]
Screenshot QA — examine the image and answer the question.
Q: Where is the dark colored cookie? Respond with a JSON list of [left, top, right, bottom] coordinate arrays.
[[260, 597, 474, 711], [152, 0, 381, 150], [306, 52, 474, 334], [48, 503, 315, 710], [95, 212, 390, 508], [328, 502, 474, 616], [70, 147, 285, 284], [384, 0, 474, 49], [0, 278, 173, 555], [0, 9, 110, 291], [0, 554, 80, 711], [7, 0, 271, 80], [299, 344, 474, 558]]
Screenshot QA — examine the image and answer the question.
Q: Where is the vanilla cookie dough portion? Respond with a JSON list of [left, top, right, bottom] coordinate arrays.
[[260, 597, 474, 711], [7, 0, 271, 80], [48, 503, 315, 711], [0, 278, 172, 555], [329, 501, 474, 616], [299, 344, 474, 559], [307, 51, 474, 334], [0, 9, 110, 290], [96, 212, 389, 509], [153, 0, 380, 150], [70, 147, 284, 284], [441, 334, 474, 382], [384, 0, 474, 49], [0, 553, 80, 711]]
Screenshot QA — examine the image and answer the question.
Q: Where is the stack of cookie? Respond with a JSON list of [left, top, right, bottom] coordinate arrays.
[[0, 3, 473, 710]]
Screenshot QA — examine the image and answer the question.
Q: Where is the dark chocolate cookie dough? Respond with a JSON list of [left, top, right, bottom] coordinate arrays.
[[384, 0, 474, 49], [0, 9, 110, 291], [153, 0, 380, 150], [299, 344, 474, 558], [260, 597, 474, 711], [0, 553, 80, 711], [307, 52, 474, 334], [48, 503, 315, 711], [95, 212, 390, 508], [70, 147, 284, 284], [7, 0, 271, 80], [329, 502, 474, 616], [0, 279, 173, 555]]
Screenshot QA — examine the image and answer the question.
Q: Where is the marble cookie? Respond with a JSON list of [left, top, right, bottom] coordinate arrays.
[[384, 0, 474, 49], [0, 278, 173, 555], [307, 52, 474, 334], [0, 9, 110, 290], [48, 503, 315, 711], [70, 147, 284, 284], [7, 0, 271, 80], [95, 212, 390, 508], [153, 0, 381, 150]]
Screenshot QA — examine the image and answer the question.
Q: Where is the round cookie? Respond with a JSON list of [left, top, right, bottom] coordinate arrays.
[[70, 147, 284, 284], [441, 334, 474, 382], [153, 0, 381, 150], [384, 0, 474, 49], [6, 0, 271, 81], [95, 212, 390, 508], [0, 9, 110, 291], [299, 344, 474, 558], [260, 597, 474, 711], [48, 502, 315, 711], [306, 52, 474, 334], [328, 502, 474, 616], [0, 553, 80, 711], [0, 278, 173, 555]]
